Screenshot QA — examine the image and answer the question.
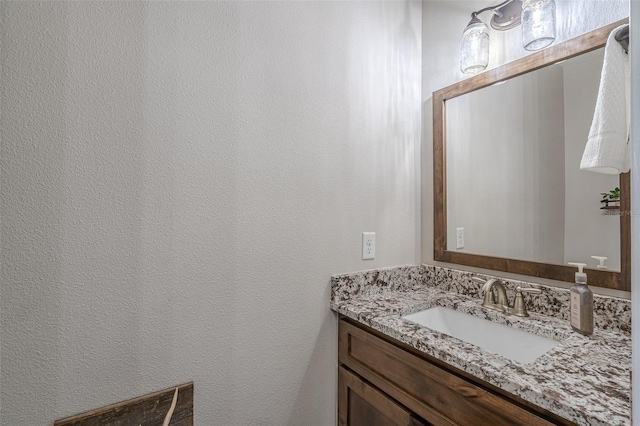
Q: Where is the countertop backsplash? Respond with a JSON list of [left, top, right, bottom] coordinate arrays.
[[331, 264, 631, 334]]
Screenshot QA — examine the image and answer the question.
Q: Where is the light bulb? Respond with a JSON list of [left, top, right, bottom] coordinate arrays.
[[522, 0, 556, 51], [460, 18, 490, 74]]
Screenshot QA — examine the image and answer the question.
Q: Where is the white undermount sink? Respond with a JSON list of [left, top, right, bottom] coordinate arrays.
[[402, 306, 561, 363]]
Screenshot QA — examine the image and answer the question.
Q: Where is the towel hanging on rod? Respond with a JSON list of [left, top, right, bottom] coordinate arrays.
[[580, 24, 630, 174], [615, 25, 629, 54]]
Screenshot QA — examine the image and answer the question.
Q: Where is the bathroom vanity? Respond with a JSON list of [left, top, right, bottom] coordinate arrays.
[[332, 17, 633, 426], [331, 265, 631, 426], [339, 319, 565, 425]]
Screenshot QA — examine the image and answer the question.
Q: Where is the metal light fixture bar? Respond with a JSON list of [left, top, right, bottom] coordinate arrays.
[[468, 0, 523, 32]]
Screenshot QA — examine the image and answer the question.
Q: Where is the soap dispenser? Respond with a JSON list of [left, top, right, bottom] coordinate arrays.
[[591, 256, 608, 269], [567, 262, 594, 336]]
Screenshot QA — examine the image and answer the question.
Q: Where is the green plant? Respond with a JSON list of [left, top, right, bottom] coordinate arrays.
[[601, 187, 620, 201]]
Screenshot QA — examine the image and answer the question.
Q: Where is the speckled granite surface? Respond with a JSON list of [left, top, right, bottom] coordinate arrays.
[[331, 264, 631, 426]]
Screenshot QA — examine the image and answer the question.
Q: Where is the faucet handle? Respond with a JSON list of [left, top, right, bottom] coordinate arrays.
[[512, 287, 541, 317]]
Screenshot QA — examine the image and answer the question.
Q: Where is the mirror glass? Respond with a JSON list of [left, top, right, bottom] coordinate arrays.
[[445, 48, 621, 272]]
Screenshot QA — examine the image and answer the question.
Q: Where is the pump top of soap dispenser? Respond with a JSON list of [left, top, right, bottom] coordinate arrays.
[[591, 256, 608, 269], [568, 262, 587, 284]]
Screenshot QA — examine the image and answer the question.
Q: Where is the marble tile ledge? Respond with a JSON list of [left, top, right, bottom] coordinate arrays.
[[331, 264, 631, 426]]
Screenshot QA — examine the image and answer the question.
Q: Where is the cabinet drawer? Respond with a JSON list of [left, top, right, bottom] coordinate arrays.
[[339, 319, 560, 426]]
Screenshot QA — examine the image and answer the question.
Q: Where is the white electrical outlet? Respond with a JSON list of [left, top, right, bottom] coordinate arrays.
[[456, 227, 464, 249], [362, 232, 375, 260]]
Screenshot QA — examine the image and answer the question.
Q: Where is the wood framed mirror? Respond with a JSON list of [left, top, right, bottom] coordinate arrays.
[[433, 19, 630, 291]]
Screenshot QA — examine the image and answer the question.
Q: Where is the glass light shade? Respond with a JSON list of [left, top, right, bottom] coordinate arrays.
[[522, 0, 556, 51], [460, 20, 490, 74]]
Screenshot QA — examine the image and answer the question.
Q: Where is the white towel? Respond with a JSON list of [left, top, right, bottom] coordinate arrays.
[[580, 24, 630, 175]]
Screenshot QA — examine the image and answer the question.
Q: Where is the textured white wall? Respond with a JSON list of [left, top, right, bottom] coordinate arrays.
[[422, 0, 630, 295], [0, 1, 421, 424]]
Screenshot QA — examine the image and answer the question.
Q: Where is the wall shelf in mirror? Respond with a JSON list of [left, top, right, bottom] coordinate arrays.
[[433, 19, 630, 291]]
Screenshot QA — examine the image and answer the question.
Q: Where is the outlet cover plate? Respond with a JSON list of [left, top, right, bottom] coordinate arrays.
[[362, 232, 375, 260], [456, 227, 464, 249]]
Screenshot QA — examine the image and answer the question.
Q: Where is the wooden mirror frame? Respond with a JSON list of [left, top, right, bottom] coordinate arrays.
[[433, 19, 630, 291]]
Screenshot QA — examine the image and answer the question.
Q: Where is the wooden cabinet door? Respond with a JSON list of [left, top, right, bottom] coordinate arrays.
[[339, 366, 428, 426]]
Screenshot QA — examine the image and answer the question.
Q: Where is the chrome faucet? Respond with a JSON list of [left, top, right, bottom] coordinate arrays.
[[472, 277, 541, 317]]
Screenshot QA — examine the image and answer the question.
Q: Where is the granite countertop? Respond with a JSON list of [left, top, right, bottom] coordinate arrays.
[[331, 265, 631, 426]]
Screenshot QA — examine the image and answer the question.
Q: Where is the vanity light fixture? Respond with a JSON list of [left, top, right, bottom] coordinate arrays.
[[460, 0, 556, 74]]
